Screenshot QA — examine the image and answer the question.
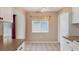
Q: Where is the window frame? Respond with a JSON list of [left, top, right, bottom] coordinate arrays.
[[32, 19, 49, 33]]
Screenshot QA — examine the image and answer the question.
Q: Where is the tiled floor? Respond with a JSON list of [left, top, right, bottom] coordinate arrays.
[[25, 43, 60, 51]]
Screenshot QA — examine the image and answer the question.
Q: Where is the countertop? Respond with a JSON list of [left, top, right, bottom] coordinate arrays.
[[63, 36, 79, 42], [0, 39, 24, 51]]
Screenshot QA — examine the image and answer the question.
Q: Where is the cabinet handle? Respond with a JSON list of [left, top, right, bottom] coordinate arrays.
[[66, 42, 70, 44], [71, 50, 74, 51]]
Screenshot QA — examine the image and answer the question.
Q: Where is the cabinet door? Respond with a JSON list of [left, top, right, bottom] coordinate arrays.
[[0, 8, 4, 18], [0, 7, 13, 22], [72, 7, 79, 23]]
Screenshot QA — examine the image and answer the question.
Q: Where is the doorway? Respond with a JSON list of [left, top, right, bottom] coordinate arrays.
[[12, 14, 16, 39]]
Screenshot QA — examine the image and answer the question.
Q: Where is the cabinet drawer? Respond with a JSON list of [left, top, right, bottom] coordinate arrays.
[[64, 39, 73, 46], [64, 39, 79, 51], [61, 38, 74, 51]]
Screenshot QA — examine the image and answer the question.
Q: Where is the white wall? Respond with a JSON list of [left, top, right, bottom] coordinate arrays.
[[14, 8, 26, 39]]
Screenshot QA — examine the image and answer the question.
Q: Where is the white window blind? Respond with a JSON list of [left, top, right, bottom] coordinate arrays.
[[32, 19, 49, 33]]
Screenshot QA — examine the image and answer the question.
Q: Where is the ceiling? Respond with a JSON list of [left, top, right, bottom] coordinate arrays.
[[24, 7, 63, 12]]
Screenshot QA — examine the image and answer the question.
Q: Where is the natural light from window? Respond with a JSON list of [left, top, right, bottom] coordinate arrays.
[[32, 20, 49, 33]]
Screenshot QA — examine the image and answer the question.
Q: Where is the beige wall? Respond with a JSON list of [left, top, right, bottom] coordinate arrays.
[[26, 12, 58, 42], [57, 7, 72, 14]]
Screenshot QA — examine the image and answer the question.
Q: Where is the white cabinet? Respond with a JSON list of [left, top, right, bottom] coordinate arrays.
[[16, 42, 25, 51], [72, 7, 79, 23], [61, 38, 74, 51], [0, 7, 13, 22], [72, 41, 79, 51], [61, 38, 79, 51]]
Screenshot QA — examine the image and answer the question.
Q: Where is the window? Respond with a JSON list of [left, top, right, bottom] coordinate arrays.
[[32, 20, 49, 33]]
